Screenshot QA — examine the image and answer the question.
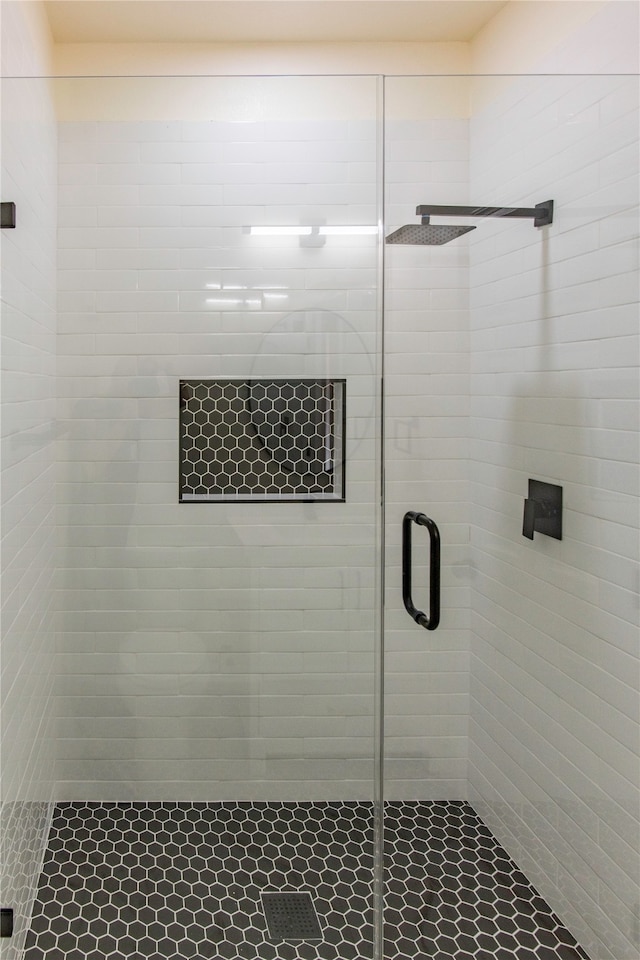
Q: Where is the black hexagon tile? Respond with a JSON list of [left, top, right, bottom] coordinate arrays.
[[179, 379, 346, 502], [24, 801, 590, 960], [382, 802, 591, 960]]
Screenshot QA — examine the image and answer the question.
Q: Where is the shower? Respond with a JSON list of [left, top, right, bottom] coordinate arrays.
[[385, 199, 554, 244], [3, 52, 636, 960]]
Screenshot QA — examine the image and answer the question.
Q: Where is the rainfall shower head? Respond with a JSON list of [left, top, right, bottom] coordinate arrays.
[[386, 221, 476, 245], [385, 200, 554, 246]]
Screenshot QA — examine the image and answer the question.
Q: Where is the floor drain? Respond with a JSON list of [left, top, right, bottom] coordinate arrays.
[[261, 892, 322, 941]]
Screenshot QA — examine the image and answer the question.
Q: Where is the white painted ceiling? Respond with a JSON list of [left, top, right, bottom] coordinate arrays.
[[44, 1, 508, 43]]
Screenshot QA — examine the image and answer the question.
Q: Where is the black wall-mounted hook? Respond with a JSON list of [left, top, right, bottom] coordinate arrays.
[[1, 203, 16, 228], [523, 479, 563, 540]]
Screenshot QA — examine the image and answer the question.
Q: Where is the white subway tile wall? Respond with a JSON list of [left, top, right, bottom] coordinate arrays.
[[468, 74, 639, 960], [383, 98, 472, 801], [0, 5, 58, 956], [56, 78, 381, 801]]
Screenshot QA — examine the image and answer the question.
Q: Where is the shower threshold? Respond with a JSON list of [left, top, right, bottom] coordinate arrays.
[[24, 800, 590, 960]]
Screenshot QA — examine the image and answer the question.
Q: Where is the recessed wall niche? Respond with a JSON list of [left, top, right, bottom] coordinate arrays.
[[179, 379, 346, 502]]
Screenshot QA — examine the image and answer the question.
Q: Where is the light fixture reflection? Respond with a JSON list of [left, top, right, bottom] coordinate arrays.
[[318, 226, 378, 236], [205, 297, 263, 308], [203, 281, 290, 310], [247, 225, 377, 237], [249, 226, 312, 236]]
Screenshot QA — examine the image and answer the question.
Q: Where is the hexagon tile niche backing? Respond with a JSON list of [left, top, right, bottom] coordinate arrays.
[[179, 379, 346, 502], [24, 801, 591, 960]]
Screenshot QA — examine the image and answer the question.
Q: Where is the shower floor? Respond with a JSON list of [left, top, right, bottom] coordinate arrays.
[[24, 800, 589, 960]]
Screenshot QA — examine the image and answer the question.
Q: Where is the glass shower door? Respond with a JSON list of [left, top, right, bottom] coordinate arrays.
[[20, 74, 384, 960]]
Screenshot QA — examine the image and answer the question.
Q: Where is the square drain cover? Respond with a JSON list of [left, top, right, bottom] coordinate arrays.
[[261, 892, 322, 941]]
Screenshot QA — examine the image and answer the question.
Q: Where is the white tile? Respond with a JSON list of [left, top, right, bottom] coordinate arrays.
[[468, 69, 639, 960]]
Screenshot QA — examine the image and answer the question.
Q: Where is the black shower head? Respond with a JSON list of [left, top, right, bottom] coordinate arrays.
[[385, 222, 476, 245]]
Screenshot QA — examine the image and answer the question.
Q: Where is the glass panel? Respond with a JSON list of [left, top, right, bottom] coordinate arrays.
[[383, 73, 639, 960], [1, 75, 383, 959], [0, 67, 58, 960]]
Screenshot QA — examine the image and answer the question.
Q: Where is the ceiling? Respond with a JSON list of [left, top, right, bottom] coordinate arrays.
[[44, 1, 509, 44]]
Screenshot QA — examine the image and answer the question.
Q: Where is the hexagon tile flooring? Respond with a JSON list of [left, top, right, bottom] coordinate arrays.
[[383, 802, 590, 960], [24, 801, 591, 960]]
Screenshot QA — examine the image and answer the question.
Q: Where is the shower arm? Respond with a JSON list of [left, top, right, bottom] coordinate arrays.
[[416, 200, 553, 227]]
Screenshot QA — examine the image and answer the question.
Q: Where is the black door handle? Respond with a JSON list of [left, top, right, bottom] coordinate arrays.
[[402, 511, 440, 630]]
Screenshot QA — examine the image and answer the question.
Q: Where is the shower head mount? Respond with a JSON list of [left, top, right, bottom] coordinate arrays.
[[385, 199, 554, 245]]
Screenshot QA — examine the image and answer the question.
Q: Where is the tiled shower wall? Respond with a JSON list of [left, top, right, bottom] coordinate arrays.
[[0, 2, 57, 955], [467, 72, 639, 960], [55, 78, 381, 801]]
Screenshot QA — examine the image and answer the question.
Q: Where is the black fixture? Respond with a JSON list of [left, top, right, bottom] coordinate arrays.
[[1, 202, 16, 228], [523, 479, 563, 540], [386, 199, 553, 244], [387, 220, 476, 245], [417, 200, 554, 227], [402, 511, 441, 630], [1, 908, 13, 938]]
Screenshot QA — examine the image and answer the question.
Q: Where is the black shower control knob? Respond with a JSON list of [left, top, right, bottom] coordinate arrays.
[[523, 480, 563, 541]]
